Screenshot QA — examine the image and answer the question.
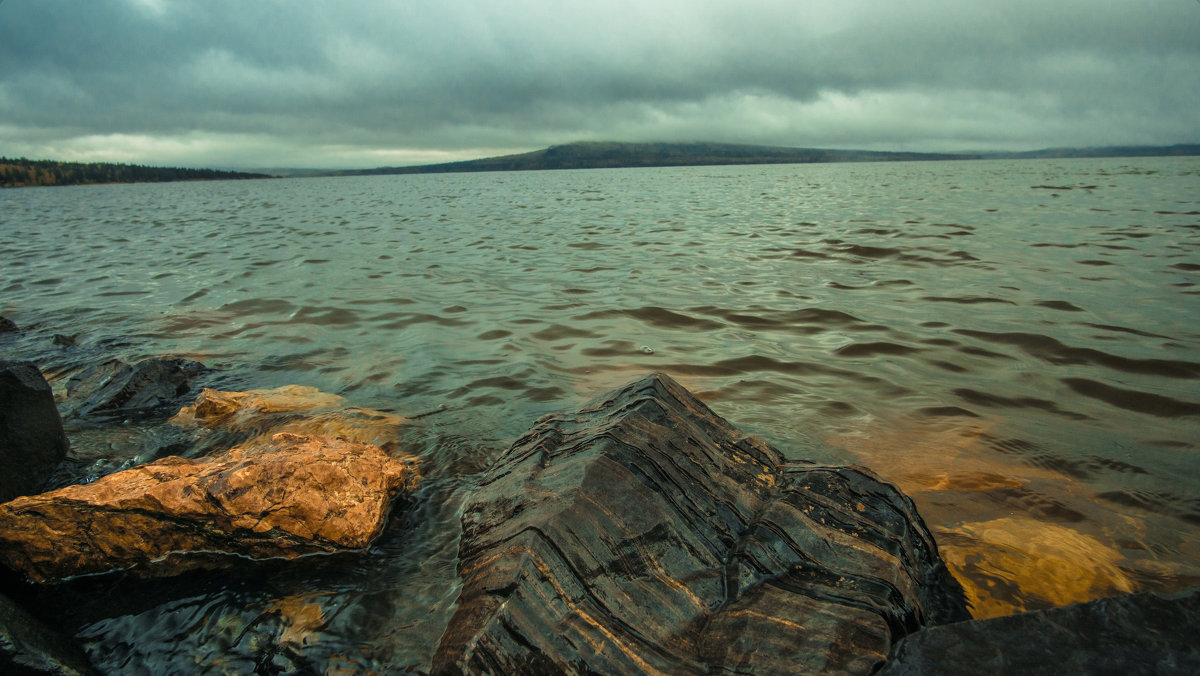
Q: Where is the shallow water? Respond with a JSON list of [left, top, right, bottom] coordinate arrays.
[[2, 158, 1199, 665]]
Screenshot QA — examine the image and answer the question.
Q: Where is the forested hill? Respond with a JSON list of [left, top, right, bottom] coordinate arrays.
[[323, 142, 975, 176], [322, 141, 1200, 177], [0, 157, 270, 188]]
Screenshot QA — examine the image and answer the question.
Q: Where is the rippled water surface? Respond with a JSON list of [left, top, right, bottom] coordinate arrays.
[[2, 158, 1199, 665]]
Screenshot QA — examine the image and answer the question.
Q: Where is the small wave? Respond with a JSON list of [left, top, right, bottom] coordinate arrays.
[[1061, 378, 1200, 417], [954, 330, 1200, 378], [1035, 300, 1086, 312], [575, 306, 724, 332], [953, 388, 1090, 420], [835, 341, 922, 358], [1097, 489, 1200, 525], [921, 296, 1015, 305]]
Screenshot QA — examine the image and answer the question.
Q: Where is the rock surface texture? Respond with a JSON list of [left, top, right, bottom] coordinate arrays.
[[880, 588, 1200, 675], [0, 361, 70, 502], [0, 432, 419, 582], [66, 357, 207, 420], [433, 373, 968, 675]]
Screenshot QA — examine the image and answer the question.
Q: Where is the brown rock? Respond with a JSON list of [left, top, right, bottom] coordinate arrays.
[[0, 433, 419, 582], [172, 385, 405, 452]]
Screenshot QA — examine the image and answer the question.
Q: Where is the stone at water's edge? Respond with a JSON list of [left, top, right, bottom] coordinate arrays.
[[0, 361, 70, 503], [0, 432, 420, 582], [66, 357, 207, 420], [879, 588, 1200, 675], [433, 372, 968, 675]]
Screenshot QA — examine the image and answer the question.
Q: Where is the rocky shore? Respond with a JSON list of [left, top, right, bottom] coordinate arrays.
[[1, 314, 1197, 674]]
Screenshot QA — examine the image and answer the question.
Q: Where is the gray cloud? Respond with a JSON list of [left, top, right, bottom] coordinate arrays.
[[1, 0, 1197, 168]]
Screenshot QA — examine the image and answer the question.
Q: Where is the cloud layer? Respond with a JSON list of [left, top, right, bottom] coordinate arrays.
[[2, 0, 1198, 168]]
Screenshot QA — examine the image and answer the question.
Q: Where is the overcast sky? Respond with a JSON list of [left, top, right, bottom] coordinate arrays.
[[1, 0, 1198, 169]]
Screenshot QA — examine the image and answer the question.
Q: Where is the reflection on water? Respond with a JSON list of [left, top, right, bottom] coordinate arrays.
[[1, 157, 1198, 663]]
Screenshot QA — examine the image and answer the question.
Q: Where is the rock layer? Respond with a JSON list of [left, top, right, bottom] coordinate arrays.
[[0, 361, 70, 502], [0, 432, 419, 582], [433, 372, 968, 675]]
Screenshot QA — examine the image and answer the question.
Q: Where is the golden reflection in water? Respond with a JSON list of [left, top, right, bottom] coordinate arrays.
[[828, 415, 1139, 619]]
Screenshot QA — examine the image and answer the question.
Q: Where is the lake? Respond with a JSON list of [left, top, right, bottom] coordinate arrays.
[[2, 157, 1198, 668]]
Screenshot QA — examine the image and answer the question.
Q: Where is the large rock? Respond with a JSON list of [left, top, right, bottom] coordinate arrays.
[[433, 373, 968, 675], [0, 432, 420, 582], [66, 357, 207, 420], [880, 588, 1200, 675], [0, 361, 70, 502]]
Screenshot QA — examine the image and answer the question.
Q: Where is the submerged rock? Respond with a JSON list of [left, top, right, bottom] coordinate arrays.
[[172, 385, 407, 454], [66, 357, 207, 421], [0, 316, 18, 333], [880, 588, 1200, 675], [433, 372, 968, 675], [0, 432, 419, 582], [0, 592, 96, 675], [0, 361, 70, 502]]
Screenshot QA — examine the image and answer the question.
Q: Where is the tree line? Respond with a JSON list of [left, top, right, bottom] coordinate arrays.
[[0, 157, 270, 188]]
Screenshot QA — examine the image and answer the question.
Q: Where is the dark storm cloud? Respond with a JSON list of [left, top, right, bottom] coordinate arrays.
[[1, 0, 1197, 167]]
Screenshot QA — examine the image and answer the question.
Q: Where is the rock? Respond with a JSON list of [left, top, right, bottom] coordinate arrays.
[[0, 361, 70, 502], [880, 588, 1200, 675], [433, 373, 968, 675], [51, 334, 77, 347], [66, 357, 207, 420], [0, 592, 96, 675], [171, 385, 407, 453], [0, 432, 420, 582], [0, 316, 18, 333]]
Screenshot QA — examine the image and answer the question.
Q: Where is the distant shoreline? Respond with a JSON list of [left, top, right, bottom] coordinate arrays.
[[4, 142, 1197, 187]]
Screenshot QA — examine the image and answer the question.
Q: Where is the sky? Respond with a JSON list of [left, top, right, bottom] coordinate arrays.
[[1, 0, 1198, 170]]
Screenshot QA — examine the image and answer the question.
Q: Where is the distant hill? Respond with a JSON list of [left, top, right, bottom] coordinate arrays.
[[317, 141, 1200, 177], [0, 157, 271, 188]]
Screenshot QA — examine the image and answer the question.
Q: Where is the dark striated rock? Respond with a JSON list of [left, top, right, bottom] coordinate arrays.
[[433, 373, 968, 675], [66, 357, 207, 420], [0, 316, 18, 333], [0, 361, 70, 502], [0, 592, 96, 675], [880, 588, 1200, 675], [0, 432, 420, 582]]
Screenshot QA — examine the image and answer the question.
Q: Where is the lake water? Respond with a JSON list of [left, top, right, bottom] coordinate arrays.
[[2, 158, 1199, 668]]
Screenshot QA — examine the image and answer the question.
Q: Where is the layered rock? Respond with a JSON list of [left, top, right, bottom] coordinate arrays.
[[66, 357, 207, 420], [880, 588, 1200, 675], [0, 361, 70, 502], [433, 373, 968, 675], [0, 432, 419, 582]]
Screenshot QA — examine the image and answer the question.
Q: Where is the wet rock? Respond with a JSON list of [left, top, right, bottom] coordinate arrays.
[[0, 592, 96, 675], [0, 361, 70, 502], [433, 373, 968, 676], [51, 334, 77, 348], [66, 357, 207, 421], [0, 316, 18, 333], [0, 432, 420, 582], [880, 588, 1200, 675], [171, 385, 407, 454]]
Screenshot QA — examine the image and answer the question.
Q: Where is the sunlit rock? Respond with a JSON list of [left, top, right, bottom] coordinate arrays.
[[0, 432, 419, 582], [0, 360, 70, 502], [172, 385, 406, 452], [434, 372, 968, 676]]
